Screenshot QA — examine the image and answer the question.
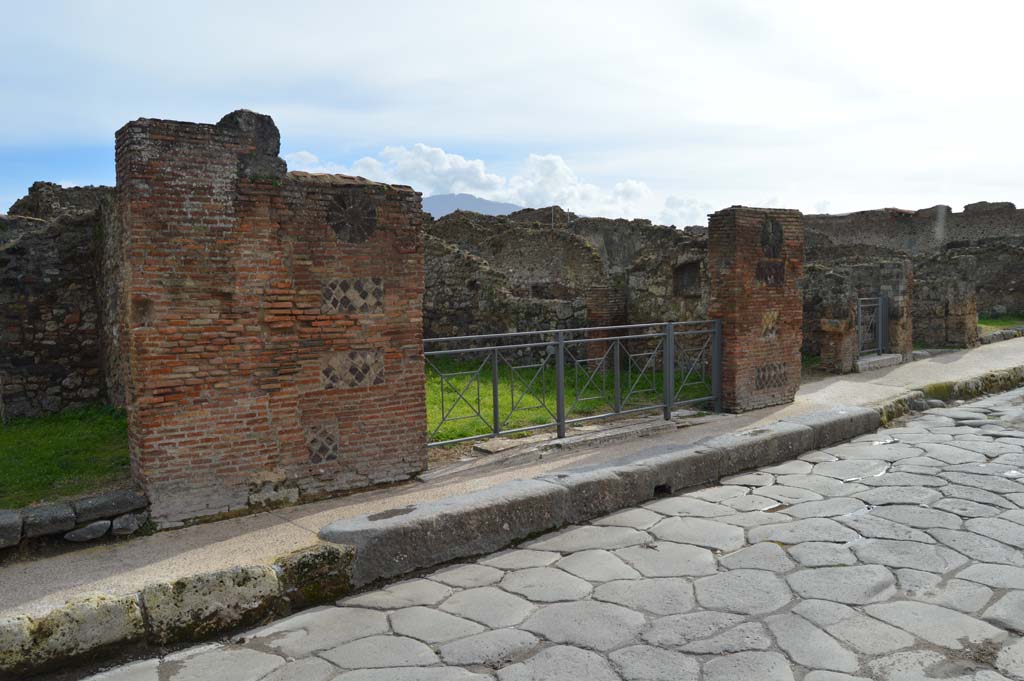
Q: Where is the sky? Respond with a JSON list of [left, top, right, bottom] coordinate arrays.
[[3, 1, 1024, 226]]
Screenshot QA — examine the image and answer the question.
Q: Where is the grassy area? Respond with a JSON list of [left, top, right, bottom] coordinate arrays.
[[978, 314, 1024, 332], [427, 356, 711, 444], [0, 405, 131, 509]]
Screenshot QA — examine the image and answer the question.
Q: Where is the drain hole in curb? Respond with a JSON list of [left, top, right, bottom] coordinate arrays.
[[653, 484, 672, 498]]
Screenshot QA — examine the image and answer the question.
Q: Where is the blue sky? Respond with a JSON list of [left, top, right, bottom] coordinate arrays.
[[4, 1, 1024, 225]]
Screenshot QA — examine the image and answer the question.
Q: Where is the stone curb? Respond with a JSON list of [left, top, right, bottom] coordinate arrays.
[[319, 404, 882, 589], [0, 488, 149, 551], [0, 544, 352, 679]]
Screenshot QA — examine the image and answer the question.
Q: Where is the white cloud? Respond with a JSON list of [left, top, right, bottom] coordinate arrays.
[[286, 146, 661, 221], [661, 197, 714, 227]]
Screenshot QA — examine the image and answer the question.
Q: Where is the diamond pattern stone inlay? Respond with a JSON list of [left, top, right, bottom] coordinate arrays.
[[304, 423, 339, 463], [322, 278, 384, 314], [321, 350, 385, 389]]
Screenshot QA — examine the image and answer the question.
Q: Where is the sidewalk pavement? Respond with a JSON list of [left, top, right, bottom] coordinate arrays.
[[3, 337, 1024, 618]]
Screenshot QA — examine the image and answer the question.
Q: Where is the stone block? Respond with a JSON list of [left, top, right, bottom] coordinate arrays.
[[111, 511, 149, 536], [537, 469, 637, 525], [0, 511, 21, 549], [140, 566, 285, 645], [629, 446, 726, 495], [782, 406, 881, 450], [65, 520, 111, 542], [273, 544, 355, 609], [703, 421, 816, 474], [0, 596, 143, 676], [22, 503, 75, 538], [320, 479, 569, 588], [72, 490, 148, 524]]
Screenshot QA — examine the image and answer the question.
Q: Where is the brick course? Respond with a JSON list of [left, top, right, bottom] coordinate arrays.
[[708, 207, 803, 412], [114, 110, 426, 524]]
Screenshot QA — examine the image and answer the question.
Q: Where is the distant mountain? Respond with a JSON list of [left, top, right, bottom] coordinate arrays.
[[422, 193, 521, 218]]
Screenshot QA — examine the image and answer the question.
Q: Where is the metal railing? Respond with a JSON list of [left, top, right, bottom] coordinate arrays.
[[857, 296, 889, 356], [425, 320, 722, 447]]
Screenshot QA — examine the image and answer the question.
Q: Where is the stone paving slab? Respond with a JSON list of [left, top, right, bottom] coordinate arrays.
[[79, 388, 1024, 681]]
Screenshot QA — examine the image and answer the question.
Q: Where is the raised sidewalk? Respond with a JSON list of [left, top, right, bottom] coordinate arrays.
[[3, 337, 1024, 620]]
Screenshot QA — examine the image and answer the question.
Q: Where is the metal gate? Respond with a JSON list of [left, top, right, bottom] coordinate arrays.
[[857, 296, 889, 356], [424, 321, 722, 447]]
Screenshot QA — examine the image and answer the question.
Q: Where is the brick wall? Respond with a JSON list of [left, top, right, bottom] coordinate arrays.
[[114, 110, 427, 525], [708, 207, 803, 412]]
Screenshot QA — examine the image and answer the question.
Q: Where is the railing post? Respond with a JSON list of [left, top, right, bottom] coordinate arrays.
[[613, 339, 622, 413], [555, 330, 566, 438], [711, 319, 722, 413], [879, 296, 889, 353], [491, 348, 501, 436], [663, 322, 675, 421]]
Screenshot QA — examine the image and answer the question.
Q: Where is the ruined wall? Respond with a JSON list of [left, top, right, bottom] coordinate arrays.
[[0, 184, 113, 418], [913, 254, 980, 348], [802, 259, 914, 373], [806, 202, 1024, 316], [115, 110, 426, 524]]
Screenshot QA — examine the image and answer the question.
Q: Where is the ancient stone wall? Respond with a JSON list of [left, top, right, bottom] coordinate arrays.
[[708, 207, 803, 412], [115, 110, 427, 524], [0, 184, 113, 419], [913, 253, 980, 348]]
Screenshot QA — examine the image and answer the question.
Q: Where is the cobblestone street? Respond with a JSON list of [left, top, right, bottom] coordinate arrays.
[[88, 391, 1024, 681]]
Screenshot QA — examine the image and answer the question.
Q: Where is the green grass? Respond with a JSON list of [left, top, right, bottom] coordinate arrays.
[[0, 405, 131, 509], [427, 356, 711, 444], [979, 314, 1024, 332]]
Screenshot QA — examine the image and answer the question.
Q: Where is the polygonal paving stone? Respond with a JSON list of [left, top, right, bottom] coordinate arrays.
[[678, 622, 771, 654], [872, 505, 963, 529], [641, 611, 746, 648], [555, 549, 640, 582], [499, 567, 593, 602], [918, 443, 988, 465], [967, 517, 1024, 548], [722, 472, 774, 486], [787, 565, 896, 604], [244, 606, 389, 657], [438, 628, 539, 667], [867, 651, 962, 681], [804, 674, 872, 681], [896, 569, 994, 613], [860, 472, 947, 487], [320, 635, 438, 669], [524, 525, 650, 552], [958, 563, 1024, 589], [688, 485, 749, 502], [943, 485, 1018, 509], [593, 577, 695, 615], [893, 456, 945, 468], [496, 645, 620, 681], [775, 474, 851, 496], [723, 494, 781, 512], [758, 485, 824, 504], [720, 542, 795, 572], [83, 659, 160, 681], [649, 516, 745, 551], [793, 600, 916, 655], [947, 462, 1022, 477], [838, 514, 936, 543], [789, 542, 857, 566], [952, 440, 1024, 458], [440, 587, 535, 627], [694, 569, 792, 615], [997, 638, 1024, 680], [851, 538, 968, 573], [864, 601, 1008, 649], [799, 451, 839, 463], [336, 669, 490, 681], [890, 465, 940, 475], [749, 517, 860, 545], [765, 613, 858, 672], [609, 645, 701, 681], [814, 459, 889, 481], [592, 508, 664, 529], [389, 607, 485, 643], [717, 511, 793, 527], [520, 601, 646, 651], [854, 486, 943, 506], [1003, 508, 1024, 525], [761, 460, 814, 475], [430, 564, 505, 588], [167, 648, 286, 681], [703, 651, 795, 681], [941, 471, 1024, 494], [343, 579, 452, 609], [261, 658, 338, 681], [828, 442, 922, 462], [928, 529, 1024, 565], [481, 549, 559, 570], [644, 496, 732, 518], [982, 591, 1024, 632], [933, 497, 1005, 518], [785, 497, 867, 519], [614, 541, 717, 577]]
